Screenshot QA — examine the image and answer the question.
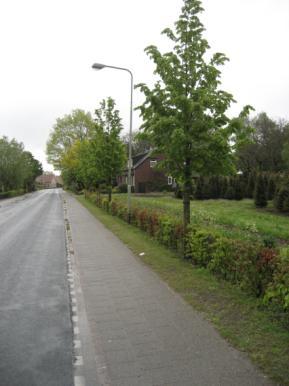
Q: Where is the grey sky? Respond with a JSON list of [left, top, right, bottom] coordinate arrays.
[[1, 0, 288, 171]]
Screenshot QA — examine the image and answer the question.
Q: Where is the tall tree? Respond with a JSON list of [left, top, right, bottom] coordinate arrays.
[[46, 109, 95, 170], [94, 98, 127, 201], [237, 113, 289, 173], [22, 151, 43, 191], [122, 131, 151, 156], [0, 136, 42, 193], [136, 0, 252, 238]]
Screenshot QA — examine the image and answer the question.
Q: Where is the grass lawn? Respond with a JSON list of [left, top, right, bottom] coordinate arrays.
[[112, 194, 289, 244], [77, 194, 289, 386]]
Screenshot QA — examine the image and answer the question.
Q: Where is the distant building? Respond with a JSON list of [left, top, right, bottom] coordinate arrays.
[[35, 172, 62, 189], [117, 151, 173, 193]]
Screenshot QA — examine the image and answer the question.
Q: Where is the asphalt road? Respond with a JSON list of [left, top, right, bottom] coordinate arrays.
[[0, 189, 73, 386]]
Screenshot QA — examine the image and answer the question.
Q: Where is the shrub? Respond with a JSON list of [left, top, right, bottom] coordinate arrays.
[[264, 247, 289, 311], [189, 228, 218, 267], [274, 184, 289, 212], [254, 174, 267, 208], [87, 193, 287, 316], [117, 184, 127, 193]]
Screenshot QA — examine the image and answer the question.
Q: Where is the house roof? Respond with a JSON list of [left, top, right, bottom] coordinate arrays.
[[132, 151, 151, 169], [35, 173, 57, 184]]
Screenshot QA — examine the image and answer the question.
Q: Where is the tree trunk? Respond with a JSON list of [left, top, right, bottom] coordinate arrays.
[[183, 158, 192, 258]]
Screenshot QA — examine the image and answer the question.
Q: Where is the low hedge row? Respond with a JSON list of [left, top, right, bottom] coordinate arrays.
[[85, 192, 289, 315], [0, 189, 25, 200]]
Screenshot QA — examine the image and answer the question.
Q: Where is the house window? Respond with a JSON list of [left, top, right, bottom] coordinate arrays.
[[168, 176, 173, 185], [150, 160, 157, 168]]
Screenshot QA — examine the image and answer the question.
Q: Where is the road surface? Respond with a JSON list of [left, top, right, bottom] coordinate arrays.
[[0, 189, 73, 386]]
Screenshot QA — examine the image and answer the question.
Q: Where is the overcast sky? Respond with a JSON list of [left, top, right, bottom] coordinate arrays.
[[0, 0, 288, 172]]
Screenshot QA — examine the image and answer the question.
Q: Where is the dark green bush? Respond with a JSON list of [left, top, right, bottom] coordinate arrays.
[[117, 184, 127, 193], [254, 174, 268, 208], [264, 247, 289, 311], [274, 184, 289, 212]]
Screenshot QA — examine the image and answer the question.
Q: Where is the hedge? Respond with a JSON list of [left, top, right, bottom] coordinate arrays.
[[0, 189, 25, 200], [85, 192, 289, 316]]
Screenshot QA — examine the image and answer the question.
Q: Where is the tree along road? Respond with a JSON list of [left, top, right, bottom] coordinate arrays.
[[0, 189, 73, 386]]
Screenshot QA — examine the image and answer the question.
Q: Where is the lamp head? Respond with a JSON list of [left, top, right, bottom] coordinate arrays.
[[92, 63, 106, 70]]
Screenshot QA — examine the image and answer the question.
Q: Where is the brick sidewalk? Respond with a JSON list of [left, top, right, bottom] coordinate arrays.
[[65, 193, 273, 386]]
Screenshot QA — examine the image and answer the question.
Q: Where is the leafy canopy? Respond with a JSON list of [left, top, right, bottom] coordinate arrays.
[[46, 109, 95, 170], [136, 0, 253, 182]]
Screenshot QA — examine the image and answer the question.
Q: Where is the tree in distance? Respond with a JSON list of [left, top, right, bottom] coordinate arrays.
[[46, 109, 95, 170], [136, 0, 253, 249]]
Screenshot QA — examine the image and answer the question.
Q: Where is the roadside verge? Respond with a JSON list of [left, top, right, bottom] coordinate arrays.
[[76, 194, 289, 386]]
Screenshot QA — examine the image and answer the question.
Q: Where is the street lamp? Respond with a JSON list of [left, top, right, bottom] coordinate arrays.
[[92, 62, 133, 222]]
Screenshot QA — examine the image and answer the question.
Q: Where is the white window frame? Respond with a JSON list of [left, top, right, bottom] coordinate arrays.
[[168, 176, 173, 185], [150, 160, 157, 168]]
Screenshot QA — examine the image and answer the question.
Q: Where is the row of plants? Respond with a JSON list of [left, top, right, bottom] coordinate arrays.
[[85, 192, 289, 317], [0, 189, 25, 200], [180, 172, 289, 212]]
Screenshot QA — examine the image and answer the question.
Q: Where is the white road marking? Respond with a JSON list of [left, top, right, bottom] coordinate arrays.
[[74, 356, 83, 366], [74, 375, 85, 386]]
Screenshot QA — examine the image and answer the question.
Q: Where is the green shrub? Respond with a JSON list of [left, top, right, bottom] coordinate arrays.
[[189, 228, 218, 267], [254, 174, 268, 208], [274, 183, 289, 212], [264, 247, 289, 311], [87, 193, 287, 316], [117, 184, 127, 193], [0, 189, 25, 199]]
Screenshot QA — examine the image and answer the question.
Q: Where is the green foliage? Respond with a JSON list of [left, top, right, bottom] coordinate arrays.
[[47, 99, 126, 194], [0, 136, 42, 193], [86, 192, 288, 318], [94, 98, 127, 200], [236, 112, 289, 174], [274, 182, 289, 212], [254, 174, 268, 208], [136, 0, 252, 231], [46, 109, 95, 170], [264, 247, 289, 310]]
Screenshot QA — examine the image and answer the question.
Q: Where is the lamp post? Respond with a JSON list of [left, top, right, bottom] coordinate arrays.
[[92, 63, 133, 222]]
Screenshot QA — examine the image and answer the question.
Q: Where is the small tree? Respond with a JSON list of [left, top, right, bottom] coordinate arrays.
[[137, 0, 252, 241], [254, 174, 267, 208], [94, 98, 127, 201]]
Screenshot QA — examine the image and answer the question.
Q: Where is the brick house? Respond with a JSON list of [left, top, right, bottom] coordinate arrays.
[[35, 173, 62, 189], [117, 151, 173, 193]]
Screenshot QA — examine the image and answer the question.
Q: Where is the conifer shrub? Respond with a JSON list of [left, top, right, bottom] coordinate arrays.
[[274, 183, 289, 212], [266, 176, 276, 200], [254, 174, 268, 207]]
